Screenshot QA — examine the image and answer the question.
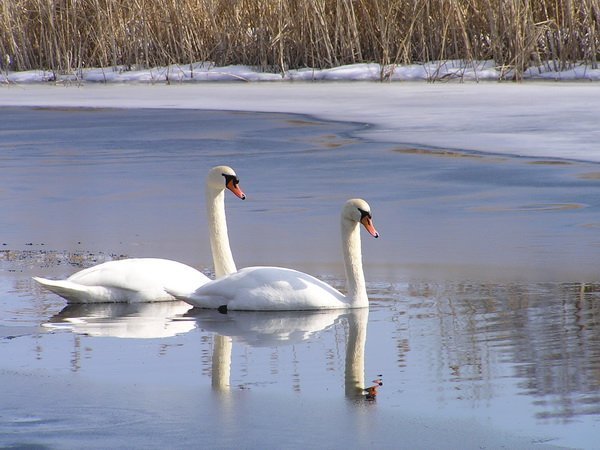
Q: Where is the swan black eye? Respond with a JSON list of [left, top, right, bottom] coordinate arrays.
[[223, 174, 240, 186], [358, 208, 371, 219]]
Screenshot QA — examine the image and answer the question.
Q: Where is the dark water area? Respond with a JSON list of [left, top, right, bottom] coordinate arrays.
[[1, 107, 600, 448]]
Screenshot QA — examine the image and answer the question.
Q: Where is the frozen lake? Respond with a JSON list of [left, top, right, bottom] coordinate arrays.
[[1, 106, 600, 448]]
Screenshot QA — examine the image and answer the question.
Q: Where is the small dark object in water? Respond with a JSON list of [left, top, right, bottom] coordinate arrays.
[[364, 377, 383, 400], [218, 305, 228, 314]]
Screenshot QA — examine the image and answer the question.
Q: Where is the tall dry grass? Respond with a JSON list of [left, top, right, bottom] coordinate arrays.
[[1, 0, 598, 79]]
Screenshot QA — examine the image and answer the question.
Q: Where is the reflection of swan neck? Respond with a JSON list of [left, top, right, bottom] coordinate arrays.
[[206, 185, 236, 278], [345, 309, 368, 398], [342, 218, 367, 307], [212, 334, 232, 391]]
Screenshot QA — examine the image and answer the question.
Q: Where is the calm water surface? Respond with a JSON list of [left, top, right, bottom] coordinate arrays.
[[1, 107, 600, 449]]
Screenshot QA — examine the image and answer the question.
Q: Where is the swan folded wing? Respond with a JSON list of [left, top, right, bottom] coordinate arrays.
[[32, 277, 135, 303], [187, 266, 347, 311], [67, 258, 210, 301], [68, 259, 207, 290], [36, 259, 209, 303]]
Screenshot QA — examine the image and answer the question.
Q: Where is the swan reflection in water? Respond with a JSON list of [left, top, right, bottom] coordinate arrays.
[[43, 301, 195, 339], [189, 307, 374, 400], [43, 302, 376, 400]]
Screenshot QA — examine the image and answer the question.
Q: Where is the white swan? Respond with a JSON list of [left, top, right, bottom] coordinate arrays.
[[33, 165, 245, 303], [170, 198, 378, 311]]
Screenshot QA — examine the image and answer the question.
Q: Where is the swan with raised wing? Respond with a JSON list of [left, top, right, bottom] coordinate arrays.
[[170, 198, 378, 311], [33, 165, 245, 303]]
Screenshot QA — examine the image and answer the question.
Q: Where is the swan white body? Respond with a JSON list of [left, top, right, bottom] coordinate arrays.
[[33, 258, 207, 303], [33, 165, 245, 303], [181, 266, 350, 310], [171, 199, 378, 311]]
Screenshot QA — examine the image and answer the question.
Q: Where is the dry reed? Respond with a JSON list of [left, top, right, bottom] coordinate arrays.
[[1, 0, 598, 80]]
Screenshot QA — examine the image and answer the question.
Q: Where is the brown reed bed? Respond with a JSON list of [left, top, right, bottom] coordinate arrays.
[[1, 0, 598, 80]]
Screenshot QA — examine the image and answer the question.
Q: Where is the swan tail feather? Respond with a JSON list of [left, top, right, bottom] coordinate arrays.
[[32, 276, 110, 303], [163, 287, 192, 301], [33, 277, 92, 301]]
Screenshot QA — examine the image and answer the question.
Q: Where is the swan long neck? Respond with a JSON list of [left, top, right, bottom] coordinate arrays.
[[341, 218, 368, 307], [206, 185, 236, 278]]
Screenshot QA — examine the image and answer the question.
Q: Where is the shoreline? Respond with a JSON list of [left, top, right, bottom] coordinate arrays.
[[2, 82, 600, 163]]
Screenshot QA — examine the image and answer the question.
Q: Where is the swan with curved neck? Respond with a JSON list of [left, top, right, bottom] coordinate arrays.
[[33, 165, 245, 303], [170, 199, 378, 311]]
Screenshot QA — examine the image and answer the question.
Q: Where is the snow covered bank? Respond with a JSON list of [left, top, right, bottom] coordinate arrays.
[[3, 61, 600, 83], [1, 75, 599, 163]]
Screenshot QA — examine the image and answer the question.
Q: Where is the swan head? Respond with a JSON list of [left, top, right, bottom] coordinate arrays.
[[343, 199, 379, 238], [208, 165, 246, 199]]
